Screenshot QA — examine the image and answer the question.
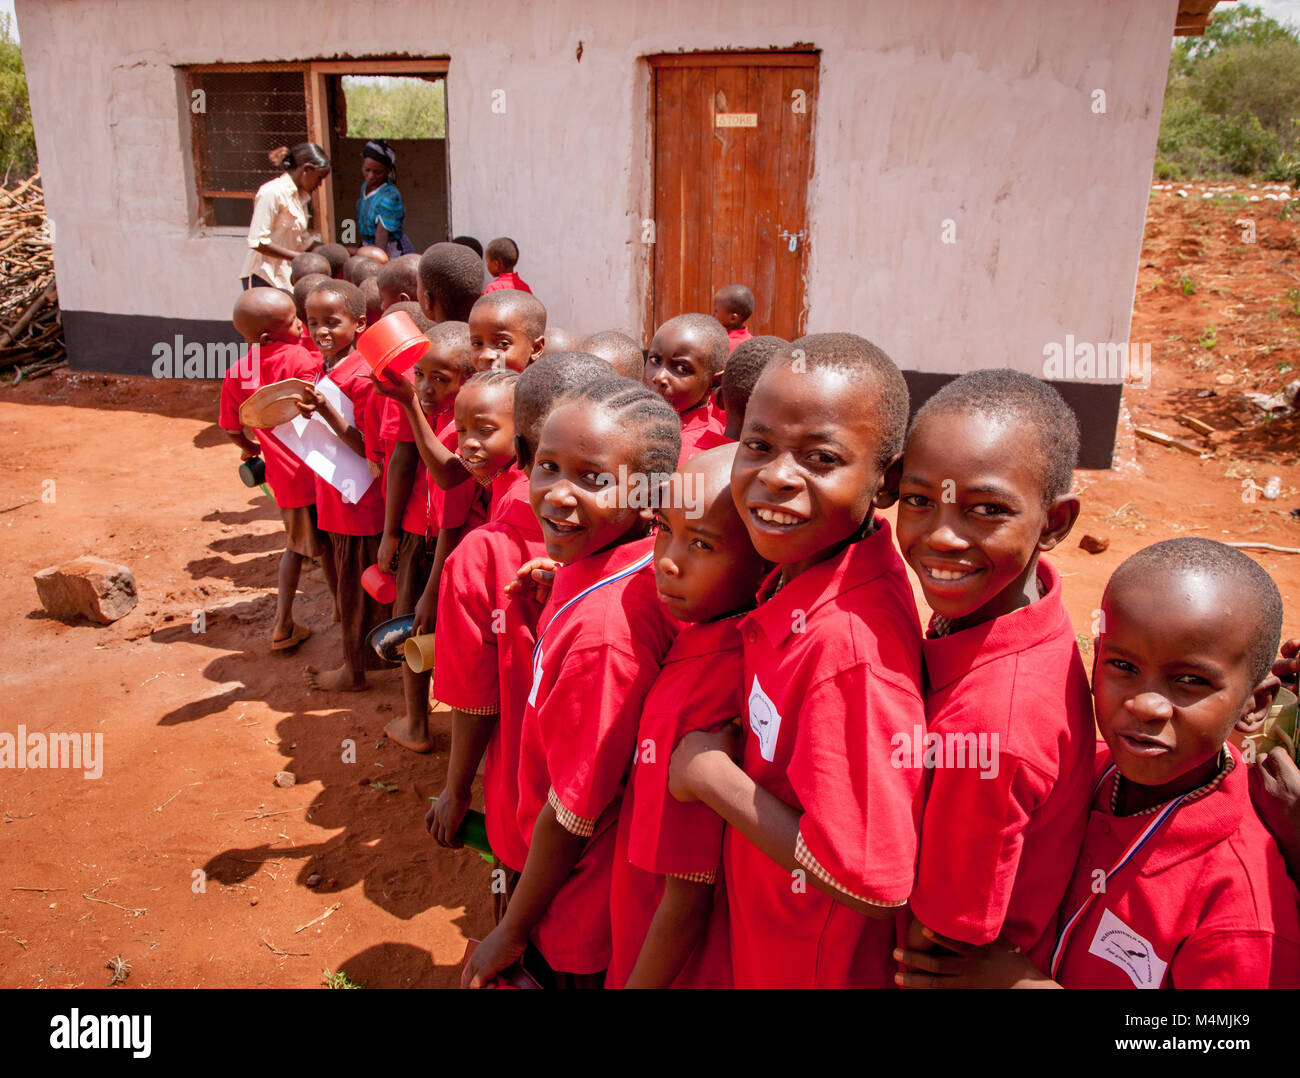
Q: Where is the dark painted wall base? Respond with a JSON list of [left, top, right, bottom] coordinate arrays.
[[63, 311, 1121, 469]]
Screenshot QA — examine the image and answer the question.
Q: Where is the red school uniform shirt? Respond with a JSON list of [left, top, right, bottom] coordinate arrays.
[[727, 326, 752, 352], [514, 536, 680, 974], [427, 416, 487, 535], [1051, 743, 1300, 989], [908, 559, 1095, 968], [607, 618, 744, 989], [677, 403, 729, 466], [312, 353, 386, 536], [433, 492, 548, 873], [482, 271, 532, 295], [218, 339, 321, 509], [726, 520, 926, 989], [379, 394, 454, 536]]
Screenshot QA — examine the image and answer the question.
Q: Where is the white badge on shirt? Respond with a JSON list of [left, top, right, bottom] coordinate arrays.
[[748, 676, 783, 762], [1088, 907, 1168, 989], [527, 645, 544, 708]]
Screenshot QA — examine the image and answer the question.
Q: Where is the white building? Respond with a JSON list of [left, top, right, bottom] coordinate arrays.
[[15, 0, 1225, 466]]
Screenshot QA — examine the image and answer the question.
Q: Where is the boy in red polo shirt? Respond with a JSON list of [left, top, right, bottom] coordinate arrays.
[[220, 288, 324, 652], [468, 290, 546, 373], [895, 370, 1095, 972], [608, 444, 768, 989], [298, 279, 391, 693], [643, 314, 729, 465], [462, 378, 682, 989], [374, 321, 474, 752], [897, 539, 1300, 989], [669, 333, 926, 989], [481, 236, 532, 295], [712, 284, 754, 351], [426, 353, 616, 918]]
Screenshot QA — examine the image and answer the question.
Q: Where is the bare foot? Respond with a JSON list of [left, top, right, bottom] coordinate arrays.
[[304, 664, 367, 692], [384, 714, 433, 754]]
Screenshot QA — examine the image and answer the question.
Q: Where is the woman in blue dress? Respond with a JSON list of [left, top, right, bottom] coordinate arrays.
[[357, 139, 415, 258]]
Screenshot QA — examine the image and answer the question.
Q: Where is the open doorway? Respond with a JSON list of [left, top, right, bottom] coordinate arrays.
[[305, 61, 450, 249]]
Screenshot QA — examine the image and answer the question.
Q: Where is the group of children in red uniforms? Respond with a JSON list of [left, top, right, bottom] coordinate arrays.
[[220, 241, 1300, 989]]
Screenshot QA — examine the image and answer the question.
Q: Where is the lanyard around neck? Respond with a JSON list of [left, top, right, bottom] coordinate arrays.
[[530, 551, 654, 669]]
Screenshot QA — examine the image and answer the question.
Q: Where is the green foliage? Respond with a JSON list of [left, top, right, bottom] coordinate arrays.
[[1156, 6, 1300, 180], [343, 76, 445, 140], [322, 969, 363, 989], [0, 14, 36, 180], [1198, 324, 1219, 350]]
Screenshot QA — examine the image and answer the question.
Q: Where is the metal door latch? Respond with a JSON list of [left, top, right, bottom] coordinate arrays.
[[778, 229, 805, 253]]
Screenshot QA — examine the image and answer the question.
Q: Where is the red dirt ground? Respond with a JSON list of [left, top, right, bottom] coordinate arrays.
[[1, 183, 1299, 988]]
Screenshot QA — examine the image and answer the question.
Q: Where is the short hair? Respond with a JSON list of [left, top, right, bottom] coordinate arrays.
[[382, 300, 434, 334], [459, 368, 519, 410], [377, 254, 420, 301], [314, 243, 349, 278], [722, 335, 788, 416], [774, 333, 910, 469], [292, 273, 329, 318], [1106, 538, 1284, 687], [579, 331, 644, 381], [469, 289, 547, 339], [425, 320, 475, 379], [715, 284, 755, 320], [418, 242, 485, 322], [485, 236, 520, 269], [553, 377, 681, 477], [307, 279, 365, 321], [291, 252, 331, 284], [910, 369, 1080, 506], [344, 255, 382, 286], [360, 277, 383, 324], [453, 235, 484, 257], [654, 313, 730, 375], [514, 351, 617, 453]]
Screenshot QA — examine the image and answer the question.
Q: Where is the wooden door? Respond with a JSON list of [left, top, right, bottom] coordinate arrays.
[[650, 53, 818, 342]]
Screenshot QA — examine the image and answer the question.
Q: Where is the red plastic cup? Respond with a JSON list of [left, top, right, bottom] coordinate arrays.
[[357, 310, 427, 378], [361, 564, 397, 604]]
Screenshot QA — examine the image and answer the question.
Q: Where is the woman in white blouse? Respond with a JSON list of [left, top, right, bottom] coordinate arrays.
[[239, 143, 331, 290]]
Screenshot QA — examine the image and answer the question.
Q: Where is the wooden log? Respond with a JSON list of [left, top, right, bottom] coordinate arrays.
[[0, 280, 56, 349]]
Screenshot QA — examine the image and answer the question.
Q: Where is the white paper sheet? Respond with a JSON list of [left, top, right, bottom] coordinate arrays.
[[274, 373, 375, 505]]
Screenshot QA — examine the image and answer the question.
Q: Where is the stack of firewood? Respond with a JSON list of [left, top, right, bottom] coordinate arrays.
[[0, 171, 65, 382]]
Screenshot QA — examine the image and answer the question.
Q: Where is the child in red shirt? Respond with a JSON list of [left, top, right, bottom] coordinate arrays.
[[291, 273, 327, 357], [468, 290, 545, 373], [608, 443, 768, 989], [895, 370, 1095, 971], [898, 539, 1300, 989], [416, 241, 484, 324], [712, 284, 754, 351], [298, 279, 391, 693], [670, 333, 926, 989], [374, 322, 474, 752], [427, 353, 616, 918], [481, 236, 532, 295], [219, 288, 323, 651], [462, 378, 682, 989], [643, 314, 729, 465], [376, 254, 420, 312]]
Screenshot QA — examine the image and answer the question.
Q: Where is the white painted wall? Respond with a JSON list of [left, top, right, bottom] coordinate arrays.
[[16, 0, 1176, 380]]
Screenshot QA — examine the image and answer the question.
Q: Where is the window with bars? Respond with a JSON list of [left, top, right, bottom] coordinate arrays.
[[184, 66, 310, 228]]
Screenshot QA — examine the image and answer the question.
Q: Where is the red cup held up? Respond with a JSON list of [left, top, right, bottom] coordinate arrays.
[[361, 563, 397, 604], [357, 310, 428, 379]]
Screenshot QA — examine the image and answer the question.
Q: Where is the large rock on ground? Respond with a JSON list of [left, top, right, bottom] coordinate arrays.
[[34, 556, 138, 624]]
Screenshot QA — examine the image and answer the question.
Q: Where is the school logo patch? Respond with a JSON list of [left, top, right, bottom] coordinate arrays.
[[1087, 908, 1167, 989], [747, 676, 782, 762]]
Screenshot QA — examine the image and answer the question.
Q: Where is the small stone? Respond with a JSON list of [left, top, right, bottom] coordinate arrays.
[[34, 557, 138, 624], [305, 873, 321, 888], [1079, 534, 1110, 554], [273, 771, 296, 788], [249, 897, 259, 906], [1215, 373, 1236, 385]]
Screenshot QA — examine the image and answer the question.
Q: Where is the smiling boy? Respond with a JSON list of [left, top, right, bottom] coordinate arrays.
[[898, 539, 1300, 989], [643, 314, 729, 465], [895, 370, 1095, 971], [468, 290, 546, 373], [669, 333, 926, 988]]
